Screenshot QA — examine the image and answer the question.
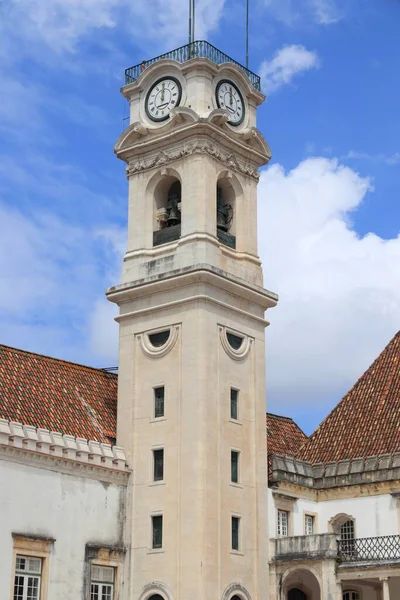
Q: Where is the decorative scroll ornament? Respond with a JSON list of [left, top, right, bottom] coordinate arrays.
[[219, 326, 252, 361], [126, 141, 259, 180], [139, 325, 180, 358]]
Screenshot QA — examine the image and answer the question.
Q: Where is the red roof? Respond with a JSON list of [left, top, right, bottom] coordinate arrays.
[[298, 331, 400, 464], [266, 412, 308, 458], [0, 345, 117, 443], [0, 345, 309, 463]]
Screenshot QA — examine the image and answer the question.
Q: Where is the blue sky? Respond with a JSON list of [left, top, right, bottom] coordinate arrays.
[[0, 0, 399, 435]]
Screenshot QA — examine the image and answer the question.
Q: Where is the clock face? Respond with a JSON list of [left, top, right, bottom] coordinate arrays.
[[216, 80, 245, 126], [145, 76, 182, 122]]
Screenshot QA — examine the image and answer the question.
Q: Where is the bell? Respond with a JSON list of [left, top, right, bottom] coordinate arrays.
[[217, 209, 228, 232], [167, 206, 180, 226]]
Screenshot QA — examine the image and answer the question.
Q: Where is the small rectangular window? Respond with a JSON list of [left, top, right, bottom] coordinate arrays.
[[305, 514, 314, 535], [230, 388, 238, 420], [14, 555, 42, 600], [231, 516, 240, 551], [152, 515, 163, 549], [231, 450, 239, 483], [154, 386, 165, 418], [277, 510, 289, 537], [90, 565, 115, 600], [153, 449, 164, 481]]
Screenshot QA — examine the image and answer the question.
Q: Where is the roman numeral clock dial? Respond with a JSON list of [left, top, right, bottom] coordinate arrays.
[[216, 79, 245, 126], [145, 76, 182, 122]]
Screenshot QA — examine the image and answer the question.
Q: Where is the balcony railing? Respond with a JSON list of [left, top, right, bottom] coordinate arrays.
[[338, 535, 400, 563], [125, 41, 261, 91]]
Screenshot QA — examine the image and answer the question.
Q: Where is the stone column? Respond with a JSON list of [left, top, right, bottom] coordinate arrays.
[[336, 580, 343, 600], [380, 577, 390, 600]]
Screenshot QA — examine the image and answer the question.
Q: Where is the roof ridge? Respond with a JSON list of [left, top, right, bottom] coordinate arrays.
[[266, 411, 296, 422], [0, 344, 118, 377]]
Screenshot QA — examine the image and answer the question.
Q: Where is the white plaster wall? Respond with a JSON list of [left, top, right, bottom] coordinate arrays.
[[268, 489, 399, 538], [0, 458, 126, 599]]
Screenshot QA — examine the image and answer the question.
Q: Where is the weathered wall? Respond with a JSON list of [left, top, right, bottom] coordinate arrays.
[[0, 458, 126, 599]]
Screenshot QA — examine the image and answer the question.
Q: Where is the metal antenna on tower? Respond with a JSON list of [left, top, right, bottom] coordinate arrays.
[[188, 0, 195, 44], [246, 0, 249, 68]]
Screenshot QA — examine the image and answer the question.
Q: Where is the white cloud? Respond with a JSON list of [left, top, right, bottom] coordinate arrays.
[[259, 157, 400, 411], [310, 0, 342, 24], [259, 45, 320, 93], [344, 150, 400, 166], [263, 0, 341, 26], [1, 0, 225, 58]]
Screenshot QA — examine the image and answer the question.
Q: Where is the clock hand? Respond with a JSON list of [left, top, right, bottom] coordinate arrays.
[[161, 81, 165, 102], [226, 106, 235, 113], [157, 102, 169, 109], [229, 86, 233, 106]]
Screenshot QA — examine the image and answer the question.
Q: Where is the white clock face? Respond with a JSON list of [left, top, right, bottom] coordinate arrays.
[[145, 77, 182, 122], [216, 80, 245, 126]]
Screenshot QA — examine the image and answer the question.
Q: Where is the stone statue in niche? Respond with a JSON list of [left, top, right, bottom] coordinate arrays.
[[216, 186, 233, 232]]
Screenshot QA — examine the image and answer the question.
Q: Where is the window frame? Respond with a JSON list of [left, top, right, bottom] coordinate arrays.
[[230, 388, 239, 421], [277, 509, 289, 538], [151, 515, 163, 550], [11, 535, 53, 600], [13, 556, 42, 600], [231, 515, 241, 552], [343, 592, 359, 600], [230, 450, 240, 484], [90, 565, 115, 600], [153, 448, 164, 482], [153, 386, 165, 419], [304, 514, 315, 535]]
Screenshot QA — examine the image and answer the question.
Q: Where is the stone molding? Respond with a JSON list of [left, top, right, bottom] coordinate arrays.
[[139, 324, 180, 358], [221, 583, 252, 600], [126, 139, 260, 180], [0, 419, 130, 483], [271, 453, 400, 489], [219, 326, 253, 361]]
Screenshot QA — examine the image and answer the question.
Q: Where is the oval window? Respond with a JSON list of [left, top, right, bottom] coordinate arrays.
[[148, 330, 170, 348], [227, 332, 244, 350]]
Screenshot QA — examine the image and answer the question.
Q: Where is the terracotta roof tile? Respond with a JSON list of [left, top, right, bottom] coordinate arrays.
[[0, 345, 117, 443], [297, 331, 400, 464], [266, 412, 308, 457]]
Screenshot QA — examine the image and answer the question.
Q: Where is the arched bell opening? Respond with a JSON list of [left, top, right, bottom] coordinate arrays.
[[153, 175, 182, 247], [216, 175, 236, 249]]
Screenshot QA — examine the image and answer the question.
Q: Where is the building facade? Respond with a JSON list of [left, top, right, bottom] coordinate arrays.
[[0, 43, 399, 600]]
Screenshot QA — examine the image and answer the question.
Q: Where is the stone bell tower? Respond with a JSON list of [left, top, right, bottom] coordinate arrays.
[[107, 42, 277, 600]]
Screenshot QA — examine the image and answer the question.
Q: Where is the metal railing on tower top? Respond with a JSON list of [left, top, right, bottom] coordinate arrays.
[[125, 41, 261, 91]]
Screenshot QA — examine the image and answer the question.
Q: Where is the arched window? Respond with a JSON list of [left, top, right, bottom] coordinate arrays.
[[154, 178, 181, 246], [288, 590, 307, 600], [330, 515, 356, 559], [343, 592, 359, 600], [216, 179, 235, 249]]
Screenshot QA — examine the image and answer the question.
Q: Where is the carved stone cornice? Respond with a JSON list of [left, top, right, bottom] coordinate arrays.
[[126, 139, 260, 180], [0, 418, 130, 485], [0, 443, 130, 485]]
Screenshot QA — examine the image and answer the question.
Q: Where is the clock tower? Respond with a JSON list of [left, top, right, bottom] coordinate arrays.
[[107, 42, 277, 600]]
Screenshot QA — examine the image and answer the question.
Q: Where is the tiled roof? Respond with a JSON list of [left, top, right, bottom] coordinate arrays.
[[0, 345, 117, 443], [298, 331, 400, 465], [266, 412, 308, 458]]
